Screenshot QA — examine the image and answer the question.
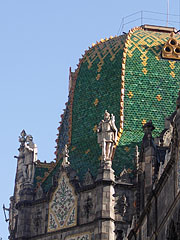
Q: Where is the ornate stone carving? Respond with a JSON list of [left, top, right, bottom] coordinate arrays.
[[83, 169, 94, 186], [83, 196, 93, 219], [35, 186, 44, 200], [158, 162, 164, 180], [163, 124, 173, 147], [142, 120, 155, 149], [119, 169, 131, 183], [134, 145, 140, 171], [62, 145, 70, 166], [48, 172, 77, 232], [115, 194, 128, 217], [19, 129, 26, 149], [23, 134, 37, 183], [15, 130, 37, 184], [97, 110, 117, 164]]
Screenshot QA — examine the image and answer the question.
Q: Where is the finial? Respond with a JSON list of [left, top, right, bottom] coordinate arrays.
[[21, 129, 26, 137], [19, 129, 26, 145]]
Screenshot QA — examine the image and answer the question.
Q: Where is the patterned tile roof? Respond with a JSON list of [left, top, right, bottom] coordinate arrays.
[[41, 27, 180, 190], [113, 27, 180, 173], [34, 161, 56, 188]]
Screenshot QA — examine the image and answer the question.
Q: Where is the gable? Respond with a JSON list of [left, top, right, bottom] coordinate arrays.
[[48, 172, 77, 232]]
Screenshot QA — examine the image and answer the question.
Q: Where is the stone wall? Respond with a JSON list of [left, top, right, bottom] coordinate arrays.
[[128, 141, 180, 240]]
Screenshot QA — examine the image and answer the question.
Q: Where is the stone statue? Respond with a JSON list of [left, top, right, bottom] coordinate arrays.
[[97, 110, 117, 161], [62, 144, 70, 166], [134, 145, 140, 171], [22, 134, 37, 183], [115, 194, 128, 217], [119, 194, 128, 217]]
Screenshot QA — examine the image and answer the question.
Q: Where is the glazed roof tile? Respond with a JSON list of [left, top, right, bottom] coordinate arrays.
[[40, 27, 180, 191]]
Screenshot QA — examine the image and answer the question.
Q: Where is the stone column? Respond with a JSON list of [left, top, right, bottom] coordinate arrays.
[[94, 164, 115, 240], [141, 121, 156, 204], [11, 130, 37, 239], [94, 111, 117, 240], [15, 183, 34, 239]]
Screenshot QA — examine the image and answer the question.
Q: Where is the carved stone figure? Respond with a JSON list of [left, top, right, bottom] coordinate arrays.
[[22, 134, 36, 183], [33, 209, 42, 234], [35, 186, 44, 200], [134, 145, 140, 170], [97, 110, 117, 161], [83, 196, 93, 219], [115, 194, 128, 217], [163, 124, 173, 147], [83, 169, 94, 186], [62, 144, 70, 166]]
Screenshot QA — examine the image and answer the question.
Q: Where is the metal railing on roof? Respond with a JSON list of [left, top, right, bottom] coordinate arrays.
[[117, 10, 180, 35]]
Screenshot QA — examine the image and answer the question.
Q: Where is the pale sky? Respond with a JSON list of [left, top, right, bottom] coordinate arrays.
[[1, 0, 180, 238]]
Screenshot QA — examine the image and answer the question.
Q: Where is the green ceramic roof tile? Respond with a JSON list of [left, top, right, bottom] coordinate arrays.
[[47, 27, 180, 184], [41, 160, 62, 193], [113, 28, 180, 174], [34, 166, 50, 187]]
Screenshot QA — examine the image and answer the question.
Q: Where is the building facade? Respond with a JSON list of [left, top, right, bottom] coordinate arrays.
[[7, 25, 180, 239]]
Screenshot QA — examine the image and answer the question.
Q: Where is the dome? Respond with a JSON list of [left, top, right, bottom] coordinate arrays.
[[53, 26, 180, 182]]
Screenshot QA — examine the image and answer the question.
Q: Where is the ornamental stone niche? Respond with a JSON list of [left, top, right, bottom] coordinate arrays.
[[47, 172, 77, 232]]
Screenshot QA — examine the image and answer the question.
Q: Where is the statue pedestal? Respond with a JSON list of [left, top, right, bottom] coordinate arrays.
[[94, 158, 115, 240], [19, 182, 34, 202], [96, 158, 115, 182], [16, 182, 34, 239], [96, 166, 115, 182], [101, 157, 112, 168]]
